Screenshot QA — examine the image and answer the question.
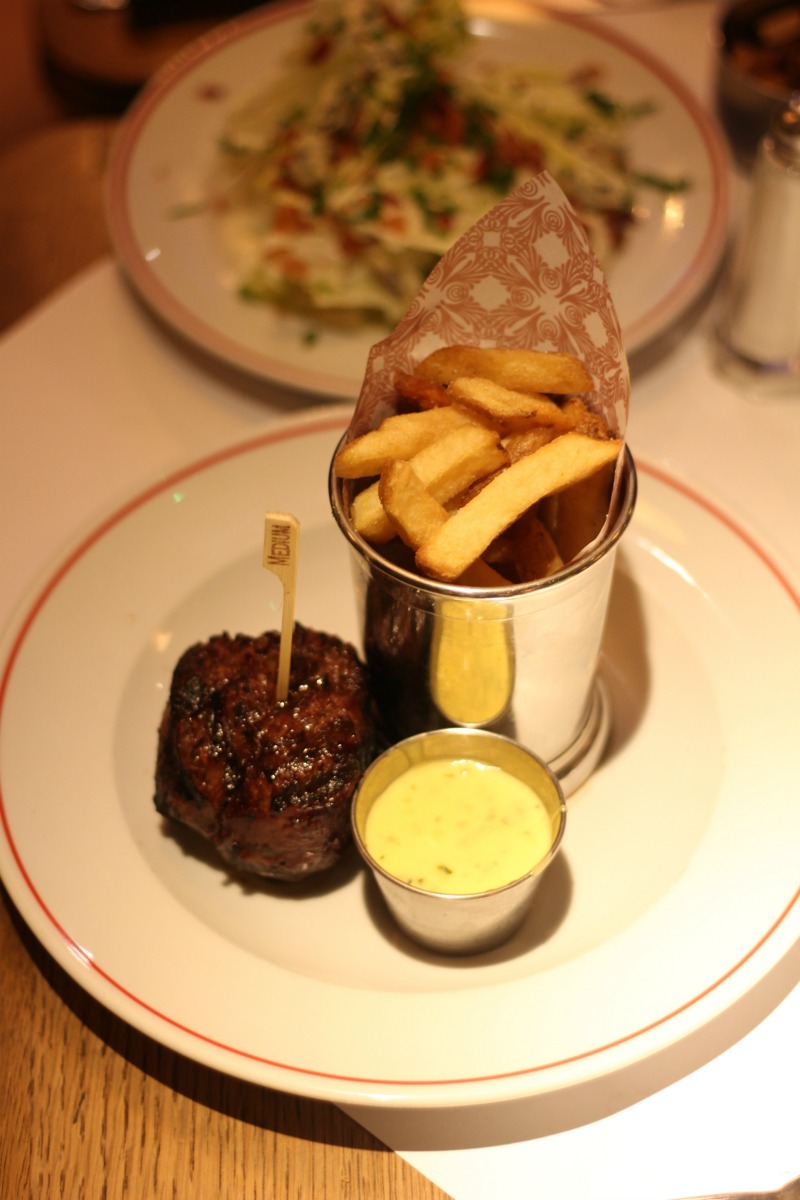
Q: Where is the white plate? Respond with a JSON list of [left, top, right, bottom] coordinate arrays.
[[1, 409, 799, 1108], [105, 2, 730, 399]]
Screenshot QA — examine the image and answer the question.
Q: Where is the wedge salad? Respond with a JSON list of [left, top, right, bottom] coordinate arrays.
[[211, 0, 685, 328]]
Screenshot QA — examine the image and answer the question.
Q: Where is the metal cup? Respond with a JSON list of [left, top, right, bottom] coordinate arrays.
[[351, 728, 566, 955], [330, 445, 636, 795]]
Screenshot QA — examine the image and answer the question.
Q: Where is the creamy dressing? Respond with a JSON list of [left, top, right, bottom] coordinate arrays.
[[212, 0, 661, 325], [364, 757, 554, 894]]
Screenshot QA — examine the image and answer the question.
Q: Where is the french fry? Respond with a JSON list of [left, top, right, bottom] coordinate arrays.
[[379, 459, 445, 549], [509, 509, 564, 580], [448, 463, 508, 510], [459, 559, 513, 588], [481, 530, 517, 570], [334, 341, 621, 582], [416, 426, 508, 505], [393, 370, 450, 410], [503, 425, 561, 462], [561, 395, 614, 440], [415, 345, 594, 396], [351, 422, 508, 543], [447, 375, 574, 432], [416, 432, 621, 582], [540, 460, 616, 562], [334, 405, 473, 479], [350, 480, 405, 544], [380, 460, 509, 587]]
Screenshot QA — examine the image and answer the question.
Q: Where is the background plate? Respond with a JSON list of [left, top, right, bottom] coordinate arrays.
[[1, 410, 798, 1108], [106, 2, 730, 398]]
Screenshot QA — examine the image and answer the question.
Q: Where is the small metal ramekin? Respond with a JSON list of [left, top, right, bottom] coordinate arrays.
[[351, 728, 566, 955]]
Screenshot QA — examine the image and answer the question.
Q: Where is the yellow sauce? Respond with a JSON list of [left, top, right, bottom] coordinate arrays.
[[429, 599, 514, 726], [364, 757, 554, 894]]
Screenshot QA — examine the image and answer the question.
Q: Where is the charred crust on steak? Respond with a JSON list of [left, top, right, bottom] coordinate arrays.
[[154, 624, 378, 881]]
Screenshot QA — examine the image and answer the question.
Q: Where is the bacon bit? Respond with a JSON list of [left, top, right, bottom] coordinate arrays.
[[376, 193, 406, 232], [494, 128, 545, 170], [475, 127, 545, 183], [430, 102, 465, 145], [306, 35, 333, 65], [330, 135, 359, 165], [569, 64, 603, 88], [419, 88, 466, 145], [273, 206, 315, 233], [417, 148, 447, 171], [265, 249, 308, 280], [274, 168, 310, 196], [606, 209, 634, 249], [195, 82, 228, 103], [380, 3, 411, 33], [338, 225, 367, 257], [473, 150, 491, 183]]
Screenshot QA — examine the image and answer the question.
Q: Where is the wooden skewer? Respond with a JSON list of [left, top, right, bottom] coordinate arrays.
[[262, 511, 300, 702]]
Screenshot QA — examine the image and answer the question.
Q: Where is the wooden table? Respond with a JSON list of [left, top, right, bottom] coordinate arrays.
[[0, 117, 453, 1200]]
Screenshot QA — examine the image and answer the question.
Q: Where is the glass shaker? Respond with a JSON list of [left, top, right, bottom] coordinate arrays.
[[716, 95, 800, 389]]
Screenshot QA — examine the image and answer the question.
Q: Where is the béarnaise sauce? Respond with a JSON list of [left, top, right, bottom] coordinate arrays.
[[363, 757, 554, 894]]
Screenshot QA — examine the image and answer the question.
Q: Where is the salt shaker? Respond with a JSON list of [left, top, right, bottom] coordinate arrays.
[[716, 95, 800, 388]]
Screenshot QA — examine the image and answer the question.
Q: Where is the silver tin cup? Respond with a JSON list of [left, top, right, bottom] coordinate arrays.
[[330, 444, 636, 795], [351, 728, 566, 955]]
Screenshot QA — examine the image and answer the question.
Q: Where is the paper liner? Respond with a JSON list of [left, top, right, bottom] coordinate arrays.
[[348, 172, 629, 441], [334, 175, 632, 764]]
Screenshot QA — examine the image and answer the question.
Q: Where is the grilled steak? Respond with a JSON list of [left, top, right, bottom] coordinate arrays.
[[154, 624, 378, 881]]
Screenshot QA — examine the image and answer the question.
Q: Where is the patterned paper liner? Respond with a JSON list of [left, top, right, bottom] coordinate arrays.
[[348, 172, 630, 443]]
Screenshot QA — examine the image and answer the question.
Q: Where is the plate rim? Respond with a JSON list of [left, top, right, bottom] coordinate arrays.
[[104, 1, 731, 397], [1, 409, 799, 1108]]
